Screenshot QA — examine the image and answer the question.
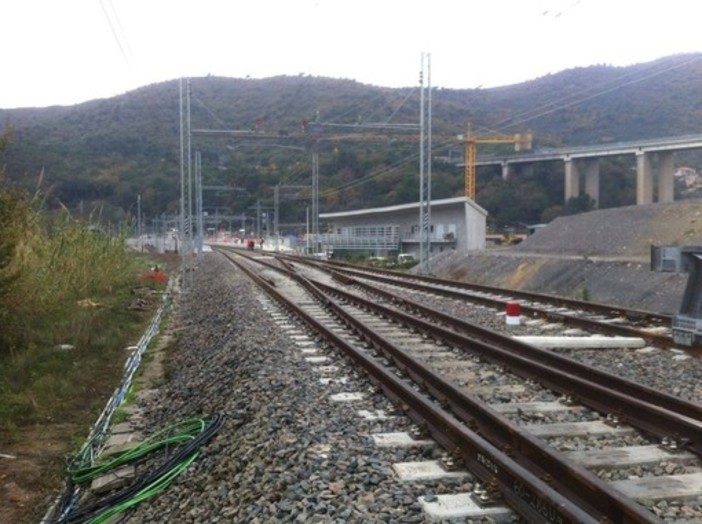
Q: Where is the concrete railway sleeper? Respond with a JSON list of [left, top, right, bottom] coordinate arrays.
[[280, 254, 678, 350], [321, 268, 702, 426], [222, 250, 700, 522], [297, 255, 672, 328], [232, 248, 702, 428]]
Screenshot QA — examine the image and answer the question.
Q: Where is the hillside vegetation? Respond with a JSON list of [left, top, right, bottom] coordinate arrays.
[[2, 54, 702, 230]]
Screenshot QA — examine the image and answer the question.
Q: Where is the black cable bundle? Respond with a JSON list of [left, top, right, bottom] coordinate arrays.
[[51, 414, 223, 524]]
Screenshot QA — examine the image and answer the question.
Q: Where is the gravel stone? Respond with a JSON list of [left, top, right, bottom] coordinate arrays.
[[123, 209, 702, 523]]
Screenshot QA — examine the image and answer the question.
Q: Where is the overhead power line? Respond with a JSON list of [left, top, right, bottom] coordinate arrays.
[[99, 0, 133, 66]]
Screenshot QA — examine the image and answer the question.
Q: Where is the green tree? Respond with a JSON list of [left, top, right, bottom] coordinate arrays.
[[564, 194, 596, 215]]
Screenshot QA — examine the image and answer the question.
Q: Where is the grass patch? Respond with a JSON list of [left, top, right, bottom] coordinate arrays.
[[0, 273, 164, 428], [0, 178, 179, 522]]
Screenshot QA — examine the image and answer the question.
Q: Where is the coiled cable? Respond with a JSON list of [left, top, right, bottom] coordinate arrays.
[[52, 414, 223, 524]]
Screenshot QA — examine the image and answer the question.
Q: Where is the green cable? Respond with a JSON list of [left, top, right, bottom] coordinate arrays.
[[56, 415, 223, 523], [87, 451, 200, 524], [69, 418, 206, 484]]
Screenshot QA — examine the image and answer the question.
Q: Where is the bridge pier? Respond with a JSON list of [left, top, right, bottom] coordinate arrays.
[[658, 152, 675, 203], [636, 151, 674, 205], [476, 135, 690, 208], [564, 158, 600, 207], [636, 152, 654, 204], [501, 162, 532, 181], [501, 161, 511, 180]]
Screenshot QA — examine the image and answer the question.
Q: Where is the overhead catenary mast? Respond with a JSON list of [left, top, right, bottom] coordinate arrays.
[[418, 53, 432, 274]]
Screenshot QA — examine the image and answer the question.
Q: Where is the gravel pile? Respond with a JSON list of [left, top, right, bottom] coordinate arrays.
[[518, 200, 702, 258], [428, 200, 702, 313], [124, 255, 476, 523]]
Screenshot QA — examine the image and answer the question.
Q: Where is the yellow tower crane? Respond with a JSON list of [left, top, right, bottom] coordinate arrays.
[[463, 125, 533, 200]]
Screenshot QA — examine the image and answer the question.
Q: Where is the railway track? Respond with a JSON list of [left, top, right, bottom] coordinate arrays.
[[278, 254, 681, 350], [218, 247, 702, 523]]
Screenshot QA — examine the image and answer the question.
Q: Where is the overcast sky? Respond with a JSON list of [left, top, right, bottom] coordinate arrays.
[[2, 0, 701, 109]]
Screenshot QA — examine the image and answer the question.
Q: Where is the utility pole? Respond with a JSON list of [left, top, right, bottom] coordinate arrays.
[[274, 185, 279, 251], [418, 53, 432, 274], [306, 206, 310, 254], [195, 151, 204, 257], [137, 194, 142, 252], [179, 79, 185, 269], [312, 151, 319, 254], [186, 79, 193, 288], [256, 199, 261, 238]]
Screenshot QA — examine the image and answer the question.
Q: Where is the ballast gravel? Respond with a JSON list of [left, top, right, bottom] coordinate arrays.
[[125, 255, 476, 523], [121, 253, 702, 523]]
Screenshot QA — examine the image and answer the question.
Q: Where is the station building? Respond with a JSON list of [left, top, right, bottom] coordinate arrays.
[[317, 196, 487, 258]]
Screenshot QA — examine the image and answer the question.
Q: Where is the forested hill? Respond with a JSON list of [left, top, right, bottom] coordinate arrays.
[[2, 53, 702, 229]]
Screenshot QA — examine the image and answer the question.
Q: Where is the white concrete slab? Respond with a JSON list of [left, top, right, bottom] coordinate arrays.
[[305, 356, 330, 364], [566, 445, 696, 468], [110, 422, 134, 434], [673, 354, 692, 361], [357, 409, 393, 420], [314, 365, 340, 374], [562, 328, 589, 336], [513, 335, 645, 349], [539, 323, 564, 331], [104, 432, 141, 448], [470, 384, 527, 395], [393, 460, 470, 482], [451, 372, 478, 382], [330, 392, 364, 402], [371, 432, 434, 448], [491, 402, 584, 414], [525, 420, 636, 438], [524, 319, 545, 327], [639, 326, 670, 334], [420, 493, 512, 522], [299, 348, 318, 354], [611, 472, 702, 501], [90, 465, 135, 495]]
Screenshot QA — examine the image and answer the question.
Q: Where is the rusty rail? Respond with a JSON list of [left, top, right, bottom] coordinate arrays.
[[222, 249, 667, 523]]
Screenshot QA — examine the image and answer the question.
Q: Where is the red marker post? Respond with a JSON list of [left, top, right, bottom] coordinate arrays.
[[506, 301, 521, 326]]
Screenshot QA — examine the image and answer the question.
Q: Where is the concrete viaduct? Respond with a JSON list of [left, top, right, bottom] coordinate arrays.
[[473, 134, 702, 206]]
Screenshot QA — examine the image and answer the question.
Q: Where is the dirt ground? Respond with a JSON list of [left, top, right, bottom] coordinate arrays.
[[0, 323, 173, 524], [0, 253, 177, 524]]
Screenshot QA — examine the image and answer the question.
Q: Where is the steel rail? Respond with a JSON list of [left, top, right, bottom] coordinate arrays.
[[310, 275, 702, 453], [221, 251, 603, 523], [285, 256, 676, 348], [224, 250, 669, 523], [308, 281, 664, 524], [289, 255, 672, 326], [227, 250, 701, 427], [327, 270, 702, 424]]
